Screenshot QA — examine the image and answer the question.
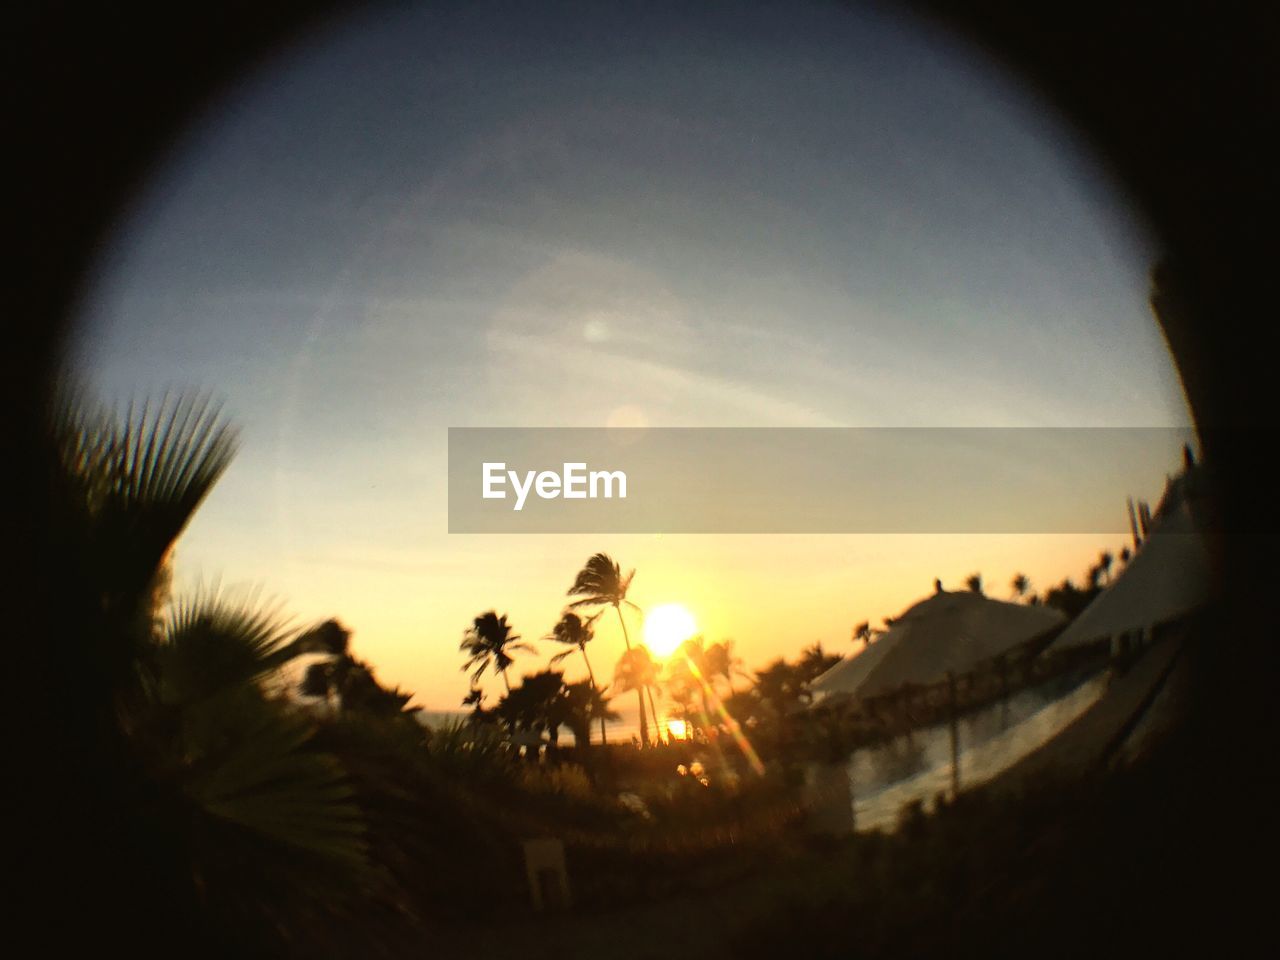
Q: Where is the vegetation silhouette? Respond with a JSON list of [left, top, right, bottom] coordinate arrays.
[[495, 668, 619, 751], [461, 611, 533, 694], [47, 387, 385, 949], [613, 644, 663, 743], [300, 624, 417, 718], [1011, 572, 1031, 599], [704, 637, 749, 694], [853, 620, 878, 648], [546, 610, 608, 744], [41, 383, 1198, 955], [666, 636, 716, 736], [568, 553, 650, 744]]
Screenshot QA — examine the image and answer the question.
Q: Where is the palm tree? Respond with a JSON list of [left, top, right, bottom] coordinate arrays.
[[612, 646, 661, 745], [559, 680, 619, 748], [754, 658, 809, 715], [797, 641, 842, 683], [47, 389, 372, 939], [669, 636, 714, 733], [461, 611, 532, 694], [1086, 563, 1103, 590], [301, 659, 341, 709], [704, 638, 748, 694], [965, 572, 984, 594], [299, 649, 415, 717], [546, 610, 608, 744], [157, 589, 368, 834], [496, 672, 619, 750], [568, 553, 650, 744], [666, 676, 700, 735], [51, 390, 238, 702], [281, 617, 351, 661], [496, 669, 566, 745], [1098, 551, 1115, 584], [852, 621, 874, 648], [1011, 573, 1031, 600], [1045, 577, 1090, 618]]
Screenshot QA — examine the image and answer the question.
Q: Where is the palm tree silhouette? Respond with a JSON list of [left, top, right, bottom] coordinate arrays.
[[560, 679, 619, 748], [798, 641, 842, 683], [299, 647, 415, 717], [965, 572, 984, 594], [461, 611, 532, 694], [612, 646, 661, 744], [1086, 563, 1103, 590], [666, 675, 699, 735], [568, 553, 650, 744], [1098, 551, 1115, 584], [49, 389, 371, 923], [852, 621, 875, 648], [668, 636, 715, 733], [546, 610, 608, 744], [754, 657, 810, 716], [497, 669, 565, 745], [704, 638, 748, 694], [1011, 573, 1031, 600]]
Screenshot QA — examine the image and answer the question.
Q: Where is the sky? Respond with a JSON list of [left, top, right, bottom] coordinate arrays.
[[70, 0, 1192, 715]]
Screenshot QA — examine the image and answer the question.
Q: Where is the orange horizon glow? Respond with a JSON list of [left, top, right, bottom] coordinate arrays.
[[183, 530, 1150, 713]]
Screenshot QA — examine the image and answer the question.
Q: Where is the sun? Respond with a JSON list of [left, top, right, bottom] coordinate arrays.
[[643, 603, 697, 657]]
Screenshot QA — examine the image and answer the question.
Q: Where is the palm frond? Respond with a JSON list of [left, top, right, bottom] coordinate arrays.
[[117, 392, 238, 519], [567, 553, 625, 600], [460, 611, 529, 686], [283, 619, 351, 659], [53, 388, 239, 627], [181, 687, 368, 869], [157, 590, 294, 706]]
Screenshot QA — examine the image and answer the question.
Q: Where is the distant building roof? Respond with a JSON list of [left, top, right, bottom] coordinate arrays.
[[811, 589, 1065, 701]]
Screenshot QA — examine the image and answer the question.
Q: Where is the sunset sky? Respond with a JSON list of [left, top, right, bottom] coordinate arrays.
[[70, 0, 1191, 714]]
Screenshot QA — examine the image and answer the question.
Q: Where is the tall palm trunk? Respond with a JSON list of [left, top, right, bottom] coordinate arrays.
[[645, 684, 662, 742], [580, 647, 607, 745], [615, 602, 649, 745]]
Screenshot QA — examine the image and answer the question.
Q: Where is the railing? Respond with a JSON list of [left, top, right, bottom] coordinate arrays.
[[797, 634, 1114, 759]]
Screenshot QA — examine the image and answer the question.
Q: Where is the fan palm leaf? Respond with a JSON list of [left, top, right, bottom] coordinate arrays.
[[51, 388, 238, 676], [156, 590, 295, 705], [180, 686, 367, 869]]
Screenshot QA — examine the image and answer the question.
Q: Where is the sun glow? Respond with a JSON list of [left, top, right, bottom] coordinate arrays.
[[643, 603, 697, 657]]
